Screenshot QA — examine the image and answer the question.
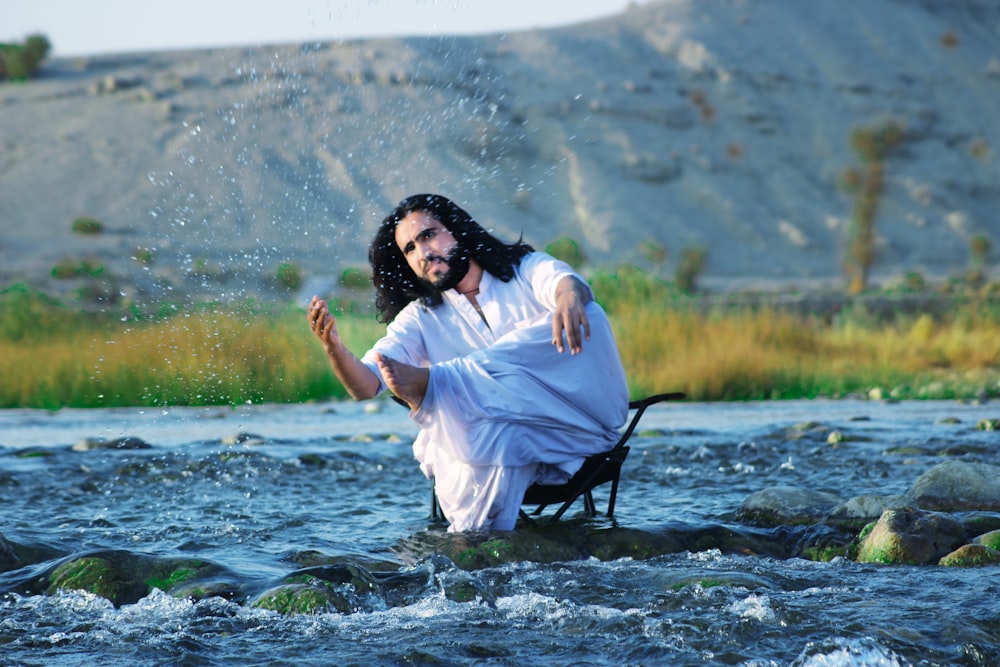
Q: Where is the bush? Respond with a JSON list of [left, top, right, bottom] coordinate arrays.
[[71, 217, 105, 235], [545, 237, 586, 269], [0, 283, 65, 341], [276, 262, 303, 290], [676, 247, 707, 293], [51, 258, 104, 279], [968, 234, 992, 287], [132, 247, 154, 264], [589, 264, 673, 312], [638, 240, 667, 265], [0, 34, 51, 81], [340, 266, 370, 290]]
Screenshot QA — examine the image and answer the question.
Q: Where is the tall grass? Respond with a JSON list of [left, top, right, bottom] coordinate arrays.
[[613, 305, 1000, 401], [2, 278, 999, 409], [0, 286, 383, 409]]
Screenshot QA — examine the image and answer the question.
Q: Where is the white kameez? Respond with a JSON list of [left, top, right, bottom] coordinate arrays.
[[360, 252, 629, 532]]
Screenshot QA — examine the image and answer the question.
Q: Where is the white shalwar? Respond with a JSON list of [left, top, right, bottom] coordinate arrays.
[[360, 252, 629, 532]]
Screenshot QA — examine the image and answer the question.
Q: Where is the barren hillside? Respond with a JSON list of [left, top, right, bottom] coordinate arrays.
[[1, 0, 997, 305]]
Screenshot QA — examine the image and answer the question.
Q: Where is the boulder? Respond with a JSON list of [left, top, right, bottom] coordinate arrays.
[[252, 563, 382, 615], [938, 544, 1000, 567], [828, 494, 913, 529], [0, 533, 20, 572], [908, 461, 1000, 512], [736, 486, 843, 526], [72, 436, 152, 452], [974, 529, 1000, 551], [856, 507, 966, 565]]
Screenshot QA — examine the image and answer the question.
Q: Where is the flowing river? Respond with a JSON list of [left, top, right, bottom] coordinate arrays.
[[1, 398, 998, 666]]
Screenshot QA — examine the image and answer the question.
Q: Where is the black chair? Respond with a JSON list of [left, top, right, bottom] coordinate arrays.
[[427, 392, 685, 524]]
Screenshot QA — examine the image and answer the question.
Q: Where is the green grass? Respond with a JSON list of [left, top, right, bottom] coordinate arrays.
[[1, 274, 999, 409]]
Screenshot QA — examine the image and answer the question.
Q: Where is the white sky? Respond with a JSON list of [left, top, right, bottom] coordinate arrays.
[[7, 0, 648, 57]]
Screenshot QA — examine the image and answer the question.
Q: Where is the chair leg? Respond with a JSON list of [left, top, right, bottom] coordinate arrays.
[[606, 475, 621, 517], [583, 491, 596, 516]]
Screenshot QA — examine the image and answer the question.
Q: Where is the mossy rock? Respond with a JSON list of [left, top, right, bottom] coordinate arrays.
[[975, 529, 1000, 551], [938, 544, 1000, 567], [589, 527, 685, 561], [856, 508, 965, 565], [801, 544, 851, 562], [47, 556, 136, 605], [253, 563, 383, 615], [254, 583, 344, 614], [452, 537, 524, 570], [144, 558, 225, 595]]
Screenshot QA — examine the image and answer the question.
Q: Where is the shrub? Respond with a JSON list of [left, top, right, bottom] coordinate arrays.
[[638, 240, 667, 265], [51, 258, 104, 279], [970, 139, 989, 159], [0, 283, 65, 341], [71, 217, 105, 235], [545, 237, 586, 269], [276, 262, 303, 290], [132, 247, 154, 264], [967, 234, 992, 287], [589, 264, 672, 312], [0, 34, 51, 81], [340, 266, 370, 290], [676, 247, 706, 294], [902, 272, 927, 292]]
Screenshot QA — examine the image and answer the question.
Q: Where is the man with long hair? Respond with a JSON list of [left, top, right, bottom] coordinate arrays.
[[308, 194, 628, 531]]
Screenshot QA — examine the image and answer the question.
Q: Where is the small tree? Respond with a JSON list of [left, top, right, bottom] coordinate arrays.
[[676, 247, 706, 294], [967, 234, 991, 288], [842, 122, 904, 293], [0, 33, 51, 81]]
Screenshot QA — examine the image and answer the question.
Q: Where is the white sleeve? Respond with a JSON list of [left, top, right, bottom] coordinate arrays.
[[359, 304, 427, 395], [519, 252, 593, 311]]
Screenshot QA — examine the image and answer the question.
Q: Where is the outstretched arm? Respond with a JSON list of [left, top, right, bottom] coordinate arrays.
[[308, 296, 381, 400], [551, 275, 592, 355]]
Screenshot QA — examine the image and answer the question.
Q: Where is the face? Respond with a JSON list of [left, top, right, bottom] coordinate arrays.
[[394, 210, 469, 291]]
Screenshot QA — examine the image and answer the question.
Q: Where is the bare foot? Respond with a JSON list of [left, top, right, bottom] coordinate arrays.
[[375, 353, 429, 411]]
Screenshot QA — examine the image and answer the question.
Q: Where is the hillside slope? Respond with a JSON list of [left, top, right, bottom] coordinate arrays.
[[1, 0, 997, 304]]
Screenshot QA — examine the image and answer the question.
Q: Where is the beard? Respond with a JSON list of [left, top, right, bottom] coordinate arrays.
[[417, 247, 470, 293]]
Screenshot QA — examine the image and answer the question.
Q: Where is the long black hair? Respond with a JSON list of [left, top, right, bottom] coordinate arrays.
[[369, 193, 533, 323]]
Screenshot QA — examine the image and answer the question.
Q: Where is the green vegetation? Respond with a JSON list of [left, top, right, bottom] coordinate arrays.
[[276, 262, 303, 290], [0, 34, 51, 81], [340, 266, 370, 290], [841, 121, 905, 294], [71, 217, 105, 235], [967, 234, 991, 287], [132, 247, 154, 265], [2, 270, 1000, 409], [675, 247, 706, 293], [51, 258, 104, 279], [545, 237, 587, 270]]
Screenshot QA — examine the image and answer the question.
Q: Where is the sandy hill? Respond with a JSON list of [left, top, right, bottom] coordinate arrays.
[[1, 0, 998, 306]]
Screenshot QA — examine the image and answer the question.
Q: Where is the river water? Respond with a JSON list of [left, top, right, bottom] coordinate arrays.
[[1, 398, 998, 666]]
